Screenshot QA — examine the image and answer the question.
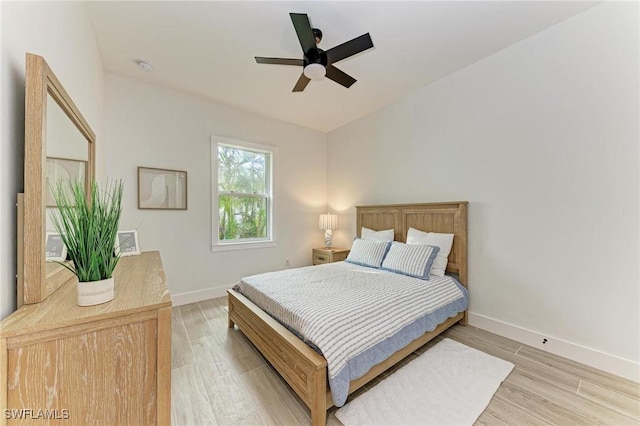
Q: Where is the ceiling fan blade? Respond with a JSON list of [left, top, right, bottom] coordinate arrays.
[[292, 73, 311, 92], [255, 57, 304, 66], [325, 65, 357, 88], [326, 33, 374, 65], [290, 13, 317, 55]]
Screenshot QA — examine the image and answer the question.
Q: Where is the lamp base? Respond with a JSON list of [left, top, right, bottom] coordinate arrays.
[[324, 229, 333, 248]]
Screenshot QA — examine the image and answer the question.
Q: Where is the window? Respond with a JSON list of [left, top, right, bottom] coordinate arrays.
[[211, 136, 275, 251]]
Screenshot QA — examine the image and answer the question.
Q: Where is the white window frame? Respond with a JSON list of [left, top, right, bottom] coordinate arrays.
[[211, 136, 276, 252]]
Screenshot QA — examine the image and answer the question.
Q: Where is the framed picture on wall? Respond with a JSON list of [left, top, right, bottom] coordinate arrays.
[[115, 230, 141, 257], [138, 166, 188, 210], [46, 157, 87, 207], [45, 232, 67, 262]]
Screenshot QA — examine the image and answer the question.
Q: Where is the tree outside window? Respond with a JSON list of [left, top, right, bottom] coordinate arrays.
[[214, 140, 273, 247]]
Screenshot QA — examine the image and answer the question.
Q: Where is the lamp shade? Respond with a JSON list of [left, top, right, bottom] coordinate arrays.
[[319, 213, 338, 230]]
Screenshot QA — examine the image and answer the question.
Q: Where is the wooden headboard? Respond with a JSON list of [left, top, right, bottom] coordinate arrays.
[[356, 202, 468, 287]]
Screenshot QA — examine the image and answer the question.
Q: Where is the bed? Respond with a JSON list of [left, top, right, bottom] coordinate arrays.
[[227, 201, 468, 425]]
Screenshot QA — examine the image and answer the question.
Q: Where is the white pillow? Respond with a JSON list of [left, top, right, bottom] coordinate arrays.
[[381, 242, 440, 280], [361, 227, 394, 242], [406, 228, 454, 277], [345, 238, 391, 268]]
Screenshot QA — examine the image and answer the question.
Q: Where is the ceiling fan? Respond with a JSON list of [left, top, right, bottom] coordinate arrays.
[[255, 13, 374, 92]]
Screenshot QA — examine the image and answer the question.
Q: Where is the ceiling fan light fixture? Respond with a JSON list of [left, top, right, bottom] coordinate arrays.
[[303, 63, 326, 81]]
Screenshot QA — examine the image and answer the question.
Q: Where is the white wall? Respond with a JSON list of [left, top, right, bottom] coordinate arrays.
[[327, 2, 639, 380], [104, 73, 327, 302], [0, 2, 104, 319]]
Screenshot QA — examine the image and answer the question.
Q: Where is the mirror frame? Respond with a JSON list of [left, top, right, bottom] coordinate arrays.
[[21, 53, 96, 305]]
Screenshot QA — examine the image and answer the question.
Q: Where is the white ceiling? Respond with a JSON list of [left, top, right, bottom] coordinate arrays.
[[86, 1, 598, 133]]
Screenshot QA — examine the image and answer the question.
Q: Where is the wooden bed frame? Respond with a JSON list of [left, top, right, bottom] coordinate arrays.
[[228, 201, 468, 425]]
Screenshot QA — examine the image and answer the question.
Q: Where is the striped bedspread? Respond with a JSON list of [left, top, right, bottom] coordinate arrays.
[[234, 261, 468, 406]]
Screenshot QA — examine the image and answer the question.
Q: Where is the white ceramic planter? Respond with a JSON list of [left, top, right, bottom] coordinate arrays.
[[77, 277, 114, 306]]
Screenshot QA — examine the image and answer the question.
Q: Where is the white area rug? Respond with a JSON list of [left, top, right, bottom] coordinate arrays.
[[335, 338, 514, 426]]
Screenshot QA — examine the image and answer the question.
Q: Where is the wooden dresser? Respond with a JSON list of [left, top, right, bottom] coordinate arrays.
[[0, 251, 172, 425]]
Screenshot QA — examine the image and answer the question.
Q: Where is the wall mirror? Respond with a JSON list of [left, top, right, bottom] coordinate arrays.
[[20, 53, 95, 305]]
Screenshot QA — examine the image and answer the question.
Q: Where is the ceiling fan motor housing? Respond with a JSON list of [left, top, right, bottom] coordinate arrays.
[[304, 48, 327, 68]]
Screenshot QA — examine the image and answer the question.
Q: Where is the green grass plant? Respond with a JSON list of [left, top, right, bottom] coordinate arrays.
[[50, 179, 124, 282]]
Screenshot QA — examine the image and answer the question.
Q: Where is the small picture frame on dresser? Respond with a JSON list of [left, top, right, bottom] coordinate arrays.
[[115, 230, 141, 257], [45, 232, 67, 262]]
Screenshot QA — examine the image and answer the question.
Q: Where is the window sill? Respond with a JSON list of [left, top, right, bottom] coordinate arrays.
[[211, 240, 277, 252]]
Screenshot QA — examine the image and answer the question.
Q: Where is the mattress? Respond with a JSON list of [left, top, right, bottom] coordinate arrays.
[[234, 261, 468, 406]]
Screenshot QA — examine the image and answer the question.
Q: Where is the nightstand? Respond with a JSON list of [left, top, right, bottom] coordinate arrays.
[[312, 247, 350, 265]]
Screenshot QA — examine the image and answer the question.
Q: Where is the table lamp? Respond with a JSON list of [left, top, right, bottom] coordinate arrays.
[[319, 213, 338, 248]]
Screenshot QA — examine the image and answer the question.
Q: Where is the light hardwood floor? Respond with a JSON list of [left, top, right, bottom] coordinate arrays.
[[172, 297, 639, 425]]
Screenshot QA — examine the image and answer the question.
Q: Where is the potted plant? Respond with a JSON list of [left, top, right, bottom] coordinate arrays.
[[50, 179, 124, 306]]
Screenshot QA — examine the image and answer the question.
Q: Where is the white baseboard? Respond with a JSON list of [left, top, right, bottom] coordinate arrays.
[[171, 285, 230, 306], [469, 312, 639, 383]]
